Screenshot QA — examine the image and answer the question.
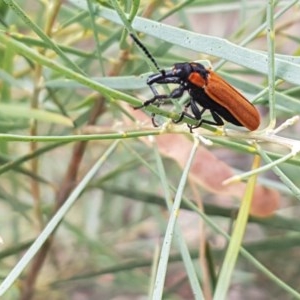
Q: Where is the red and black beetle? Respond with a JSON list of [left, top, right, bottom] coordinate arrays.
[[131, 34, 260, 132]]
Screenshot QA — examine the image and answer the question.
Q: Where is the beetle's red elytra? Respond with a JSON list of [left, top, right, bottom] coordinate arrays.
[[188, 68, 260, 131]]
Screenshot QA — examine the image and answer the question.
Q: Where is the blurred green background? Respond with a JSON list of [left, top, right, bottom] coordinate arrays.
[[1, 1, 300, 299]]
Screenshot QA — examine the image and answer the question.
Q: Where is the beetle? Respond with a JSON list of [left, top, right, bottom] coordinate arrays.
[[131, 34, 260, 132]]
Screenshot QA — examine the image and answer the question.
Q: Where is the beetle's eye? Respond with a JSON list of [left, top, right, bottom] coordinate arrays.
[[173, 68, 181, 76]]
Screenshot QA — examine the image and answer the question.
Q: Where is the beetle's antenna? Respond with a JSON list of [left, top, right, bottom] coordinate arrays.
[[130, 33, 162, 73]]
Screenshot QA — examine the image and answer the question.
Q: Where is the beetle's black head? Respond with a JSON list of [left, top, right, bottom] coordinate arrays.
[[146, 62, 209, 85], [172, 62, 208, 80]]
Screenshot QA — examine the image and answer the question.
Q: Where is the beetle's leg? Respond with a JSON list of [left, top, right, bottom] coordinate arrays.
[[134, 85, 168, 125], [190, 109, 224, 132], [210, 110, 224, 126], [150, 97, 164, 127], [173, 101, 194, 124], [173, 99, 206, 132], [169, 85, 185, 99], [136, 83, 187, 109], [188, 99, 223, 132], [190, 99, 206, 120], [135, 84, 187, 127], [151, 113, 159, 127], [134, 94, 168, 109], [134, 84, 169, 109], [196, 110, 224, 127], [135, 81, 189, 128], [173, 111, 196, 124]]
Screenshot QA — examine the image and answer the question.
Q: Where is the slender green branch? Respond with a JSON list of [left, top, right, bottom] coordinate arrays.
[[267, 0, 276, 127]]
